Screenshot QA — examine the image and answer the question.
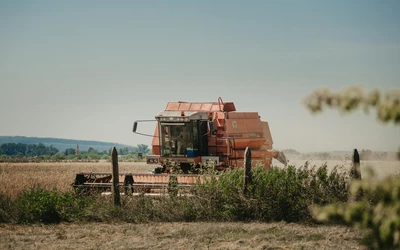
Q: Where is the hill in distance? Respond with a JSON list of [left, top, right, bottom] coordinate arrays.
[[0, 136, 135, 152]]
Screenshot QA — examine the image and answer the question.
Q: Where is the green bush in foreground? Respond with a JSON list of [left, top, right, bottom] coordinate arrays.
[[193, 164, 350, 222], [0, 186, 92, 224], [0, 163, 350, 224], [313, 175, 400, 249]]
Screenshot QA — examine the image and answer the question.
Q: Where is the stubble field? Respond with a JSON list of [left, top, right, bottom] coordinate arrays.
[[1, 160, 399, 249]]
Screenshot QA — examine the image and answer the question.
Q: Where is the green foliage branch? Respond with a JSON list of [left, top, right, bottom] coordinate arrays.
[[312, 175, 400, 249], [304, 84, 400, 249], [303, 84, 400, 125]]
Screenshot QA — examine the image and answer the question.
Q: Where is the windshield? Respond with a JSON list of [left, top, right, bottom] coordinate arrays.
[[159, 121, 198, 156]]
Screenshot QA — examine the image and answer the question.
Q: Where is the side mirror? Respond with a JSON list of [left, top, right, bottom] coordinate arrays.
[[132, 119, 158, 137]]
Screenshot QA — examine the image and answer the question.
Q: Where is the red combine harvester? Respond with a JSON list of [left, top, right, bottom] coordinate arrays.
[[73, 98, 286, 195], [135, 97, 287, 172]]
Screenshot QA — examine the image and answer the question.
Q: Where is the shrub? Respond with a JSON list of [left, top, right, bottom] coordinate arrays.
[[8, 186, 91, 224], [194, 164, 350, 222], [0, 193, 13, 223]]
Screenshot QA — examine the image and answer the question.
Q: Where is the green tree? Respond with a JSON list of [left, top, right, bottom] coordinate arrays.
[[0, 143, 26, 156], [48, 145, 59, 156], [35, 143, 47, 155], [87, 147, 99, 155], [137, 144, 149, 153], [0, 142, 58, 157], [118, 147, 130, 155], [26, 144, 37, 156], [65, 148, 76, 156]]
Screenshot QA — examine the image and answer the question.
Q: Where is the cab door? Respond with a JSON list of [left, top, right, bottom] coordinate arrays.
[[198, 120, 208, 156]]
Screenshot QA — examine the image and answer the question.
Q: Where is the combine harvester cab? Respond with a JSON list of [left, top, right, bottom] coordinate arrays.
[[137, 97, 287, 172]]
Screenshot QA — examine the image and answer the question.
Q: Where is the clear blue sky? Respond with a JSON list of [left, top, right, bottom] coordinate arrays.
[[1, 0, 399, 152]]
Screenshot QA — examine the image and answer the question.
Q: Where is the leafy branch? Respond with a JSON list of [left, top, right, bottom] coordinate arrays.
[[303, 84, 400, 125]]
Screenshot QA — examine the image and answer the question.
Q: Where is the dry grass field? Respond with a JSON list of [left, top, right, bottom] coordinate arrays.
[[1, 160, 399, 249], [0, 221, 367, 250], [0, 161, 153, 197]]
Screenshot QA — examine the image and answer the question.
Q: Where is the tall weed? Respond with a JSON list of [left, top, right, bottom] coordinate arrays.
[[193, 164, 350, 222]]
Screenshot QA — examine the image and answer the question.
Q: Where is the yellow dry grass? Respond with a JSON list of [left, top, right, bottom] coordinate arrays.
[[0, 161, 154, 197], [0, 222, 366, 250]]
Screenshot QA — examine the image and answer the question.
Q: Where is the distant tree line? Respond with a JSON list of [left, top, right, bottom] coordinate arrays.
[[282, 148, 395, 161], [358, 149, 389, 161], [0, 136, 133, 153], [0, 143, 150, 162], [0, 143, 58, 157]]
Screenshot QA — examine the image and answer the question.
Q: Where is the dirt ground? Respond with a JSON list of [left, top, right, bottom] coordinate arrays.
[[0, 221, 368, 250]]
